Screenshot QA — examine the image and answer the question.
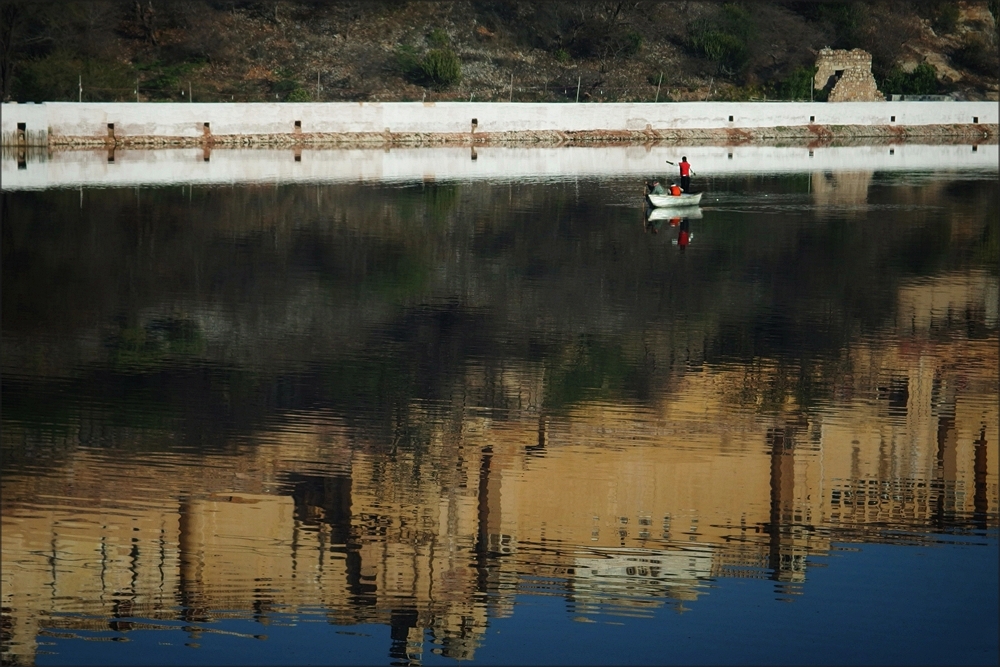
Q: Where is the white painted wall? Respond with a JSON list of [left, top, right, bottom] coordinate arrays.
[[3, 101, 997, 144], [3, 143, 995, 191]]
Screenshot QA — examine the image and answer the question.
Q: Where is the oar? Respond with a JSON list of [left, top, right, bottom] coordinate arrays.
[[664, 159, 675, 165]]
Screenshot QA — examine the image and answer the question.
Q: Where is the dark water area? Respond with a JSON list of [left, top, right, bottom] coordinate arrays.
[[2, 155, 998, 665]]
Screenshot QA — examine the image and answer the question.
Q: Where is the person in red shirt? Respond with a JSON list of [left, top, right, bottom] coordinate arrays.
[[669, 182, 682, 196], [679, 156, 692, 192]]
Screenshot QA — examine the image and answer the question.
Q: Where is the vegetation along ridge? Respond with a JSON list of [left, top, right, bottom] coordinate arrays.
[[1, 0, 997, 105]]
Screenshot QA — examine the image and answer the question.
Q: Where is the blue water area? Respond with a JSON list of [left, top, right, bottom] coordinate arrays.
[[39, 534, 998, 666], [467, 536, 1000, 666]]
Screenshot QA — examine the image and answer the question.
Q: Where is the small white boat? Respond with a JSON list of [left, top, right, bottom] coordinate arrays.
[[646, 192, 703, 208]]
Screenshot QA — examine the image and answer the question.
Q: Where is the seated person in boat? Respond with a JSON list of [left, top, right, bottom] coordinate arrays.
[[649, 180, 665, 195], [669, 182, 682, 196]]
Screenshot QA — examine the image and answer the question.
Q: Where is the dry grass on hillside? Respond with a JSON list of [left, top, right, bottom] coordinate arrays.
[[2, 1, 997, 103]]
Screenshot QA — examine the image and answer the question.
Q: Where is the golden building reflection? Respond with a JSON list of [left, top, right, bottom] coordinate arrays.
[[3, 272, 998, 665]]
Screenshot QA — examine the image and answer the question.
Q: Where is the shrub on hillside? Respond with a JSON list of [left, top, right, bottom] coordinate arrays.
[[285, 88, 312, 102], [420, 49, 462, 88], [568, 19, 642, 62], [814, 2, 866, 49], [951, 34, 1000, 77], [135, 59, 207, 100], [394, 45, 424, 82], [272, 78, 301, 99], [880, 62, 938, 96], [625, 31, 643, 58], [774, 66, 818, 100], [427, 28, 451, 49], [395, 44, 462, 89], [930, 1, 960, 34], [687, 3, 756, 76], [689, 28, 749, 74], [715, 84, 767, 101], [13, 50, 135, 102]]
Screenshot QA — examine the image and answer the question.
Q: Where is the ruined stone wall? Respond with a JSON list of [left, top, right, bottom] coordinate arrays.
[[815, 48, 872, 89], [828, 68, 886, 102], [815, 48, 885, 102]]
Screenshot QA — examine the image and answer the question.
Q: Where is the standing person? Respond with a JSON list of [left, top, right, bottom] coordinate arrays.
[[679, 156, 693, 192]]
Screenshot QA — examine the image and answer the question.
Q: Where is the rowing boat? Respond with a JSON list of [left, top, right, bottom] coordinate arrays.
[[646, 192, 703, 208]]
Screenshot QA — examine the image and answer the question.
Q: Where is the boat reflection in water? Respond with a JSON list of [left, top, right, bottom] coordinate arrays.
[[646, 206, 703, 221], [645, 205, 701, 245], [2, 155, 997, 665]]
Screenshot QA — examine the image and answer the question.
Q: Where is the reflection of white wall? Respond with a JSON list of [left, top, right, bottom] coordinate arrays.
[[574, 547, 714, 581], [3, 101, 997, 144], [896, 272, 1000, 333], [570, 547, 715, 610], [2, 143, 997, 191]]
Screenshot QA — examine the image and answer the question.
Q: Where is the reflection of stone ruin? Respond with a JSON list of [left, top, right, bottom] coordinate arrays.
[[810, 170, 873, 213], [814, 48, 885, 102]]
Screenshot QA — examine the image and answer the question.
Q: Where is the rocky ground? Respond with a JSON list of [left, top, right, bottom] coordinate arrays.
[[894, 1, 999, 96], [107, 1, 998, 105], [3, 1, 997, 111], [4, 0, 1000, 102]]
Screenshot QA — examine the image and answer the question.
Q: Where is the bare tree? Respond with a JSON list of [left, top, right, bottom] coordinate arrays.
[[134, 0, 157, 44]]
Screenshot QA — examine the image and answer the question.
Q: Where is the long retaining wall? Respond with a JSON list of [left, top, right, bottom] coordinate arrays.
[[2, 101, 996, 147]]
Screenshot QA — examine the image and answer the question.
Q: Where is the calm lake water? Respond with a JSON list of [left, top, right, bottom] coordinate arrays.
[[2, 146, 998, 666]]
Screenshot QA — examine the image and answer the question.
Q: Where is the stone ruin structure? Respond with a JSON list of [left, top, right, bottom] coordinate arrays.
[[814, 48, 885, 102]]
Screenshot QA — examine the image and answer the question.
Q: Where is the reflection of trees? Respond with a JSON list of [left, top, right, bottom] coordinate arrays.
[[2, 175, 997, 462]]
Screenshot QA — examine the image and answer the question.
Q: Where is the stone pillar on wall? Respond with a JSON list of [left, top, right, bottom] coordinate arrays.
[[814, 47, 885, 102]]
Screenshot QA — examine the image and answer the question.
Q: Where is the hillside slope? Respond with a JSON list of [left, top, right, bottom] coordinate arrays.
[[2, 1, 997, 104]]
